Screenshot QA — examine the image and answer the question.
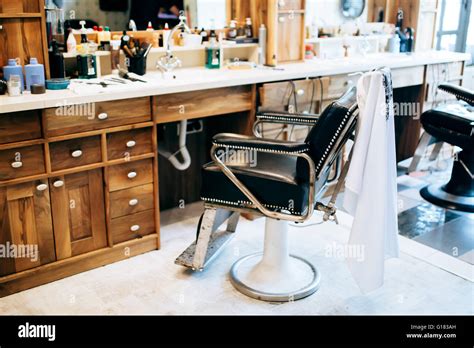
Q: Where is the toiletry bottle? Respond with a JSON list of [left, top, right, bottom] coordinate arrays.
[[163, 23, 171, 46], [209, 29, 217, 45], [258, 24, 267, 65], [104, 27, 111, 42], [146, 22, 154, 32], [121, 30, 130, 49], [200, 28, 208, 42], [97, 26, 105, 44], [3, 59, 24, 92], [25, 58, 45, 91], [66, 28, 77, 54], [49, 40, 66, 78], [7, 75, 22, 96], [205, 37, 220, 69], [79, 20, 89, 53], [245, 18, 253, 38], [227, 20, 237, 39]]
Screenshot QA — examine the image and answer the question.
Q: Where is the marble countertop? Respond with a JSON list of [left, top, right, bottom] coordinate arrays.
[[0, 51, 470, 114]]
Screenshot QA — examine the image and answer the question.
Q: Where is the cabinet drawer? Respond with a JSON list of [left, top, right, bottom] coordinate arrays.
[[392, 66, 424, 88], [110, 184, 154, 219], [0, 111, 42, 145], [50, 136, 102, 172], [278, 0, 304, 10], [426, 62, 463, 84], [111, 210, 155, 244], [108, 159, 153, 192], [107, 128, 153, 161], [327, 75, 360, 100], [0, 145, 45, 181], [154, 86, 252, 123], [44, 97, 151, 137]]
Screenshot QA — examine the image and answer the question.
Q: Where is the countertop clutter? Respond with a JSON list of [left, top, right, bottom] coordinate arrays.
[[0, 51, 470, 114]]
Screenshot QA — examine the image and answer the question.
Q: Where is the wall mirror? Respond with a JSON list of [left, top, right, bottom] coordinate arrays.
[[341, 0, 366, 19]]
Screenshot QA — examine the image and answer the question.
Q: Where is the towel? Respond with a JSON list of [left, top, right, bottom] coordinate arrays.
[[343, 68, 399, 293]]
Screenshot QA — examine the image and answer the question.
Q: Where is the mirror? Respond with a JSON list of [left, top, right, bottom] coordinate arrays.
[[57, 0, 228, 32], [341, 0, 366, 19]]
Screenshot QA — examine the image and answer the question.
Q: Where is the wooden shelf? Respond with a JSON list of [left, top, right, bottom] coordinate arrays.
[[0, 12, 42, 18]]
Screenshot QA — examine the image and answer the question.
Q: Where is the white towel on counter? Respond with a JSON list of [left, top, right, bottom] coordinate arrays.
[[343, 68, 399, 293]]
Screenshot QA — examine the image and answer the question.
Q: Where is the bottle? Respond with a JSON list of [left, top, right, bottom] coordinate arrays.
[[25, 58, 45, 91], [110, 40, 121, 73], [66, 28, 77, 54], [7, 75, 22, 96], [120, 30, 130, 49], [79, 20, 89, 53], [209, 29, 217, 45], [245, 18, 253, 38], [146, 21, 154, 32], [49, 40, 66, 78], [163, 23, 171, 46], [178, 28, 185, 46], [227, 20, 237, 39], [258, 24, 267, 65], [3, 59, 24, 92], [103, 26, 111, 42], [97, 26, 105, 44], [200, 28, 208, 42], [205, 35, 220, 69]]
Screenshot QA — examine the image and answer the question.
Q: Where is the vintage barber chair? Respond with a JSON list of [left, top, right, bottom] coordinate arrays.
[[416, 84, 474, 212], [175, 87, 359, 302]]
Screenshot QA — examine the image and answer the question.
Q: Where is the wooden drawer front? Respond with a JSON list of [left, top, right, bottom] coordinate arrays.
[[0, 111, 42, 145], [44, 97, 151, 137], [110, 184, 154, 219], [426, 83, 461, 103], [426, 63, 463, 84], [0, 145, 45, 181], [327, 75, 360, 100], [50, 136, 102, 172], [277, 13, 304, 62], [392, 66, 424, 88], [260, 78, 329, 112], [0, 0, 41, 13], [107, 128, 153, 161], [111, 210, 155, 244], [278, 0, 303, 10], [154, 86, 253, 123], [108, 159, 153, 192]]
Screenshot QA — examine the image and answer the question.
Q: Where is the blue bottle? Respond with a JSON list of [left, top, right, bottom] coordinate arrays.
[[3, 59, 24, 92], [25, 58, 45, 91]]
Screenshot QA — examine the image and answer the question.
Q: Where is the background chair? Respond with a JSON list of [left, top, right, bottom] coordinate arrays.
[[176, 87, 359, 302]]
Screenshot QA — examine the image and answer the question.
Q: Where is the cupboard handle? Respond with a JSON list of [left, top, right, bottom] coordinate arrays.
[[36, 184, 48, 191], [296, 89, 305, 96], [126, 140, 137, 148], [98, 112, 108, 120], [130, 225, 140, 232], [127, 171, 137, 179], [129, 199, 139, 206], [53, 180, 64, 188], [11, 161, 23, 169], [71, 150, 83, 158]]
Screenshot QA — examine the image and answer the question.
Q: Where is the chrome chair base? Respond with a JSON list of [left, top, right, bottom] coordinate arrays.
[[421, 185, 474, 213], [229, 218, 320, 302]]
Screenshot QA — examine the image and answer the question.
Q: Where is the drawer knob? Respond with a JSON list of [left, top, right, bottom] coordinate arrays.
[[53, 180, 64, 188], [130, 225, 140, 232], [98, 112, 108, 120], [126, 140, 137, 148], [11, 161, 23, 169], [129, 199, 139, 206], [296, 89, 305, 96], [71, 150, 83, 158], [127, 171, 137, 179], [36, 184, 48, 192]]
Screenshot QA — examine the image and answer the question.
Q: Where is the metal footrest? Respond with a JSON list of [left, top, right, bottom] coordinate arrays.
[[175, 230, 235, 271]]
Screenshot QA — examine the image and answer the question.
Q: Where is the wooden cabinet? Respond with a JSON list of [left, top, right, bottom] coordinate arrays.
[[107, 128, 153, 161], [49, 169, 107, 260], [0, 145, 45, 181], [0, 180, 56, 276], [0, 111, 42, 145], [108, 159, 154, 192], [49, 136, 102, 172], [111, 210, 155, 244], [109, 184, 154, 219]]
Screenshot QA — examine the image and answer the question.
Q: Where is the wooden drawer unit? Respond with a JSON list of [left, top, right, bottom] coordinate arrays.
[[0, 180, 56, 276], [107, 128, 153, 161], [111, 210, 155, 244], [44, 97, 152, 137], [0, 145, 45, 181], [327, 75, 360, 100], [278, 0, 303, 10], [108, 159, 154, 192], [153, 86, 253, 123], [49, 136, 102, 172], [392, 66, 425, 88], [426, 62, 464, 84], [0, 111, 42, 145], [109, 184, 154, 219]]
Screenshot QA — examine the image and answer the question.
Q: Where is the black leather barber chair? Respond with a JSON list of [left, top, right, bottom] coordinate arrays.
[[418, 84, 474, 213], [175, 87, 359, 302]]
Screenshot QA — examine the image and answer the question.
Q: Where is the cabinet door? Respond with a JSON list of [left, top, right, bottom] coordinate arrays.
[[49, 169, 107, 260], [0, 180, 56, 276]]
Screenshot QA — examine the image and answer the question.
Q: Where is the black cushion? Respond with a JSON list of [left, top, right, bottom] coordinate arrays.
[[439, 83, 474, 106], [201, 152, 309, 215], [421, 105, 474, 149]]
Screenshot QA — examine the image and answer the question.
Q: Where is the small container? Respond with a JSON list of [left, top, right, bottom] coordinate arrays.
[[25, 58, 45, 91], [128, 56, 147, 76], [3, 59, 24, 92], [7, 75, 22, 96], [77, 55, 97, 79], [205, 45, 221, 69]]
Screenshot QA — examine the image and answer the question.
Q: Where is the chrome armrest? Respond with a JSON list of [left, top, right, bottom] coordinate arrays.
[[253, 111, 320, 138]]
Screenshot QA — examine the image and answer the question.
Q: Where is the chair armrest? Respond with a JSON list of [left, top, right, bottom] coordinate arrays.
[[256, 111, 320, 126], [213, 133, 309, 154], [439, 83, 474, 106]]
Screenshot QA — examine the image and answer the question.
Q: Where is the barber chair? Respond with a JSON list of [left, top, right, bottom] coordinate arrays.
[[175, 87, 359, 302], [414, 84, 474, 213]]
